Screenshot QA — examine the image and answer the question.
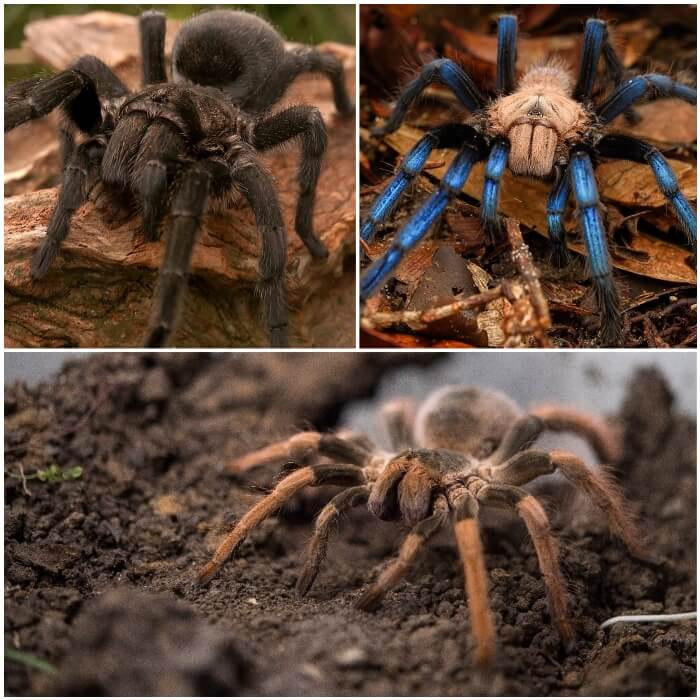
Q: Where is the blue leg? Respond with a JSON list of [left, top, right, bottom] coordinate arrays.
[[569, 150, 621, 345], [361, 124, 483, 243], [496, 15, 517, 95], [597, 134, 696, 245], [597, 74, 697, 124], [371, 59, 485, 137], [546, 165, 571, 267], [573, 19, 606, 101], [480, 139, 509, 239], [361, 144, 482, 299]]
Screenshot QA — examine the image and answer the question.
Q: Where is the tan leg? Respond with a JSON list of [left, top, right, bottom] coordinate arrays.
[[452, 493, 496, 666], [198, 463, 366, 583], [550, 450, 644, 556], [356, 495, 448, 611], [380, 397, 417, 450], [480, 484, 572, 642], [227, 431, 371, 472], [529, 403, 622, 465], [297, 485, 370, 596]]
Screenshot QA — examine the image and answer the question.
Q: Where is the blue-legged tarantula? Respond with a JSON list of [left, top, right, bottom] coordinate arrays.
[[361, 15, 696, 345], [4, 10, 353, 347], [198, 386, 643, 666]]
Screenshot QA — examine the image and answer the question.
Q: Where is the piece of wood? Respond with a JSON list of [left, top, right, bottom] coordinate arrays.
[[4, 12, 356, 348]]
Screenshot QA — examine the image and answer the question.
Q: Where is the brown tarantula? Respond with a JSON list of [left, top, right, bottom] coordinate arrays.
[[198, 385, 643, 665]]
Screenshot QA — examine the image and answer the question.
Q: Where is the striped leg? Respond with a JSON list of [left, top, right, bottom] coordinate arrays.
[[361, 141, 483, 299], [480, 484, 572, 642], [480, 139, 509, 238], [597, 134, 696, 245], [452, 491, 496, 666], [356, 496, 448, 611], [361, 124, 483, 243], [496, 15, 517, 95], [546, 165, 572, 267], [198, 463, 366, 584], [297, 485, 370, 596], [597, 74, 696, 125], [568, 149, 621, 345], [372, 58, 485, 137]]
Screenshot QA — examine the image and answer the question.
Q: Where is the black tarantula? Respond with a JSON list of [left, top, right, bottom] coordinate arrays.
[[198, 386, 643, 666], [5, 9, 354, 347], [361, 14, 696, 345]]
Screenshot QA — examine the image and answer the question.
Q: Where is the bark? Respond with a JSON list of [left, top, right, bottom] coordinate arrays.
[[4, 12, 356, 348]]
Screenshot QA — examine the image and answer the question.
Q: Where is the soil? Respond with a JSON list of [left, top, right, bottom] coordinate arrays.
[[4, 354, 697, 696]]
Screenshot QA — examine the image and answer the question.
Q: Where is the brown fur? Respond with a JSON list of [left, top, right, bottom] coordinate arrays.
[[487, 63, 590, 178]]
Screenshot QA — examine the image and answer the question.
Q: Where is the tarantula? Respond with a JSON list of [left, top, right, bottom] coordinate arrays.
[[198, 385, 643, 665], [360, 15, 697, 345], [5, 9, 354, 347]]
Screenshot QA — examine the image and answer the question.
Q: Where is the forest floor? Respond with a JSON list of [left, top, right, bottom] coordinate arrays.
[[4, 353, 697, 695]]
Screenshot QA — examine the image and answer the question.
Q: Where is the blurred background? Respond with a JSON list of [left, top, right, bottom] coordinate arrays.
[[5, 4, 356, 83]]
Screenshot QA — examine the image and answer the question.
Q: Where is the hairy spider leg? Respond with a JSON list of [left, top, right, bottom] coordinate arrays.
[[452, 491, 496, 666], [31, 138, 106, 279], [597, 134, 697, 245], [480, 139, 510, 237], [230, 161, 293, 348], [573, 19, 607, 101], [254, 106, 329, 258], [493, 449, 644, 556], [145, 165, 211, 347], [58, 56, 129, 167], [227, 431, 373, 472], [371, 58, 485, 137], [356, 497, 448, 611], [380, 398, 417, 450], [361, 124, 480, 242], [546, 165, 572, 267], [496, 15, 518, 95], [361, 143, 483, 298], [197, 463, 367, 584], [480, 483, 573, 642], [139, 11, 167, 85], [569, 150, 621, 345], [297, 485, 371, 596], [597, 74, 697, 124], [281, 46, 355, 117]]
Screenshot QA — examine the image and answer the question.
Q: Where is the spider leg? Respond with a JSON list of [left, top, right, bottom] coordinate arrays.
[[139, 10, 167, 85], [297, 484, 371, 596], [496, 15, 518, 95], [31, 138, 106, 279], [197, 463, 366, 584], [597, 134, 696, 245], [480, 139, 510, 239], [492, 449, 644, 556], [227, 431, 373, 472], [479, 483, 572, 642], [451, 490, 496, 666], [361, 141, 484, 299], [380, 397, 417, 450], [253, 106, 329, 259], [372, 58, 485, 137], [488, 415, 545, 464], [145, 165, 211, 348], [368, 461, 408, 520], [569, 149, 621, 346], [356, 495, 448, 611], [597, 74, 696, 125], [546, 165, 572, 267], [361, 124, 481, 243], [573, 19, 609, 102], [233, 161, 291, 347], [528, 403, 622, 465], [280, 46, 355, 117]]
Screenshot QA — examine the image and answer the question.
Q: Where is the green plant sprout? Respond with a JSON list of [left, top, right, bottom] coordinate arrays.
[[7, 464, 83, 484], [5, 648, 57, 675]]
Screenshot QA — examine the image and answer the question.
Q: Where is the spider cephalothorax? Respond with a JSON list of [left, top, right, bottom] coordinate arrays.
[[360, 15, 697, 345], [198, 385, 643, 666], [4, 9, 354, 347]]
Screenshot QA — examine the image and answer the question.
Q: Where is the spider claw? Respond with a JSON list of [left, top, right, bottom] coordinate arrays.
[[355, 586, 383, 612], [295, 567, 316, 597], [197, 560, 220, 585], [30, 240, 60, 279]]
